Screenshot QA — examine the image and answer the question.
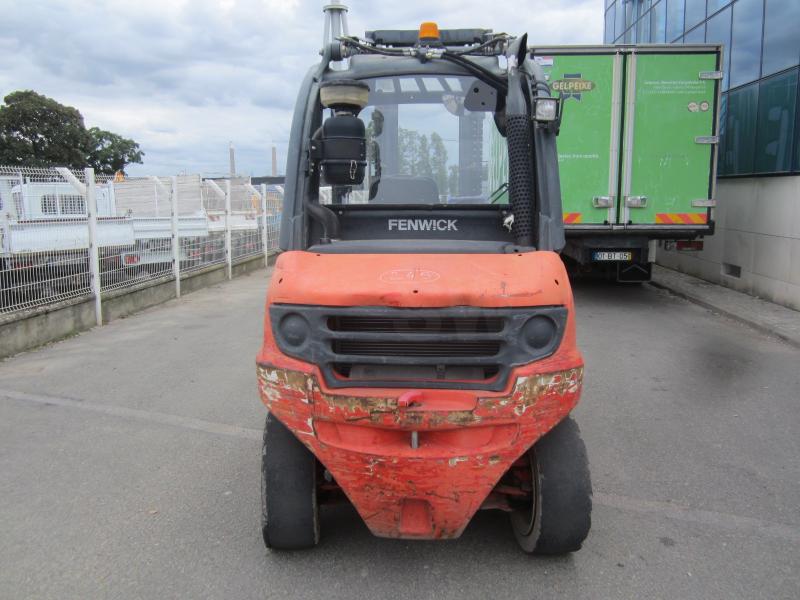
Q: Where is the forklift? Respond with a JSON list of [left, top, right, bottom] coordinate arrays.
[[256, 4, 591, 554]]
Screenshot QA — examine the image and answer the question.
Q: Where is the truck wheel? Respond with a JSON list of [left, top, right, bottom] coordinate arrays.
[[261, 412, 319, 550], [510, 417, 592, 554]]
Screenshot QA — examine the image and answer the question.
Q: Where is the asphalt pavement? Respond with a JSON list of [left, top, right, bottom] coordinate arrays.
[[1, 268, 798, 599]]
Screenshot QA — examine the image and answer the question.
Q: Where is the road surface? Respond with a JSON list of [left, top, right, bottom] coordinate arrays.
[[1, 268, 798, 599]]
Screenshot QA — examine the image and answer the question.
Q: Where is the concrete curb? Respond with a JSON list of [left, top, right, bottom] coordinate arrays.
[[649, 265, 800, 350], [0, 252, 278, 360]]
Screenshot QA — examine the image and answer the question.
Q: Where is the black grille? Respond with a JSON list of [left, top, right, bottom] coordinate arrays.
[[270, 305, 567, 391], [328, 315, 504, 334], [332, 339, 502, 357]]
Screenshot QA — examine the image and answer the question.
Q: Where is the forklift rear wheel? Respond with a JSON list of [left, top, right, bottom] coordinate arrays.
[[510, 417, 592, 554], [261, 412, 320, 550]]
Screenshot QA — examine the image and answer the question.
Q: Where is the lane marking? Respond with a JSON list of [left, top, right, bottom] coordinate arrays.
[[0, 388, 261, 441], [594, 491, 800, 544], [4, 387, 799, 543]]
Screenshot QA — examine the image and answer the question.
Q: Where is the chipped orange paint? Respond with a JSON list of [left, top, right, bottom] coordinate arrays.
[[256, 250, 584, 539]]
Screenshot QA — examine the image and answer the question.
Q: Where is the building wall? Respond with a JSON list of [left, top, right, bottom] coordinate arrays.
[[657, 176, 800, 310], [604, 0, 800, 309]]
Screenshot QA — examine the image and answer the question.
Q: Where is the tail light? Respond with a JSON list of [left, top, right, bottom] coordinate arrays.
[[676, 240, 704, 251]]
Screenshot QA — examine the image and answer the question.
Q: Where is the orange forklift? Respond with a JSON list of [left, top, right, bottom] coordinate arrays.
[[256, 12, 591, 554]]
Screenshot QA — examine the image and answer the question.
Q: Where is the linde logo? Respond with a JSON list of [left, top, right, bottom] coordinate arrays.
[[387, 219, 458, 232]]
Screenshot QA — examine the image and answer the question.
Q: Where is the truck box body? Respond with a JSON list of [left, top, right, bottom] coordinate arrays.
[[527, 45, 721, 276]]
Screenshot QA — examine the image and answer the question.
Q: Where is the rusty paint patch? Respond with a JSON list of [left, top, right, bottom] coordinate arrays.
[[255, 362, 584, 540], [445, 411, 479, 426], [257, 364, 584, 427]]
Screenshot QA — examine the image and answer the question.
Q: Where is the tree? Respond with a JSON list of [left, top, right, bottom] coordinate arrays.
[[448, 165, 459, 197], [86, 127, 143, 175], [398, 128, 419, 175], [414, 134, 433, 179], [0, 91, 90, 168], [429, 133, 448, 195], [0, 90, 144, 173]]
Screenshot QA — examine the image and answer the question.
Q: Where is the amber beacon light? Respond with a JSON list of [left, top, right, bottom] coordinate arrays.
[[418, 21, 440, 41]]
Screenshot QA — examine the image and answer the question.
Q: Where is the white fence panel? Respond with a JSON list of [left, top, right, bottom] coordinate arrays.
[[2, 166, 283, 319]]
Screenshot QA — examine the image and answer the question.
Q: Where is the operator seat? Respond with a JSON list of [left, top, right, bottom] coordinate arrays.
[[371, 175, 440, 204]]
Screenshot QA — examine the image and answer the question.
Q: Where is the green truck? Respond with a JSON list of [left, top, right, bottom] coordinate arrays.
[[491, 44, 722, 281]]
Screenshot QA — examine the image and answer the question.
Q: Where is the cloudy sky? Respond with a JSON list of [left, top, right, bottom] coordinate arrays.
[[1, 0, 602, 176]]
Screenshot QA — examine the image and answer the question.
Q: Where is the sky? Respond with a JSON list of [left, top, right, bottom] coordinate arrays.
[[0, 0, 603, 177]]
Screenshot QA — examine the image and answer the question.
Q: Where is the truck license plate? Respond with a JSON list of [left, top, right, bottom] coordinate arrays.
[[592, 251, 632, 261]]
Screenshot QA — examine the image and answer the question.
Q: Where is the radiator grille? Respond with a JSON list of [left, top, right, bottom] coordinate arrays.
[[328, 315, 504, 334], [332, 339, 502, 357], [270, 305, 567, 391]]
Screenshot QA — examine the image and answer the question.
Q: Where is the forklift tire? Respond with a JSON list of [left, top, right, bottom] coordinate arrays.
[[261, 412, 319, 550], [510, 417, 592, 555]]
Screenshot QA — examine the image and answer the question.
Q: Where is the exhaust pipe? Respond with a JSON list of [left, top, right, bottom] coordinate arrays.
[[504, 34, 535, 248]]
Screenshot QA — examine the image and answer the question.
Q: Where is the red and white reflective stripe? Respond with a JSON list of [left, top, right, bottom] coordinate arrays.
[[655, 213, 708, 224]]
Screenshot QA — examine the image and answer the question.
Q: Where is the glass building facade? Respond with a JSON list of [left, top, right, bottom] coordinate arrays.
[[603, 0, 800, 177]]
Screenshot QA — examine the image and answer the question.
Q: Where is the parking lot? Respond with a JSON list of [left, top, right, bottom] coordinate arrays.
[[1, 267, 798, 599]]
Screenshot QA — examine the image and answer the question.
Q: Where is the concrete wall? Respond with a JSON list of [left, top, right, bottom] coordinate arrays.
[[0, 254, 272, 360], [658, 176, 800, 311]]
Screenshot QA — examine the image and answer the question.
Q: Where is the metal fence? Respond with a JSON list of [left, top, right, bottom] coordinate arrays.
[[0, 166, 282, 321]]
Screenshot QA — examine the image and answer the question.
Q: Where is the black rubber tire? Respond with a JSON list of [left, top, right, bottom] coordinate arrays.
[[510, 417, 592, 554], [261, 412, 319, 550]]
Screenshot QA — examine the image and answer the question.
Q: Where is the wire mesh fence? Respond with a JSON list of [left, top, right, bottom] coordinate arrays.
[[0, 219, 92, 313], [100, 222, 174, 293], [1, 166, 282, 318], [181, 231, 227, 274]]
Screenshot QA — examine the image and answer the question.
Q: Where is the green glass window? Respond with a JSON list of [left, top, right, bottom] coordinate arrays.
[[684, 0, 706, 30], [762, 0, 800, 76], [723, 83, 759, 175], [705, 6, 731, 90], [794, 103, 800, 171], [650, 0, 667, 42], [717, 93, 729, 175], [666, 0, 685, 41], [730, 0, 764, 88], [792, 91, 800, 173], [754, 69, 798, 173]]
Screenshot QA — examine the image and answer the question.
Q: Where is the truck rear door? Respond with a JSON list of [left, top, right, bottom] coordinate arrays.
[[620, 49, 720, 229], [533, 51, 622, 228]]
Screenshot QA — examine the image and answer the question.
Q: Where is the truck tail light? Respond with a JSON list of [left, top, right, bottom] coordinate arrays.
[[676, 240, 704, 251]]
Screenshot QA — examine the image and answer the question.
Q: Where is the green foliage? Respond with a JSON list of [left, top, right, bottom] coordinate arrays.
[[0, 91, 90, 168], [86, 128, 143, 175], [0, 90, 144, 173]]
